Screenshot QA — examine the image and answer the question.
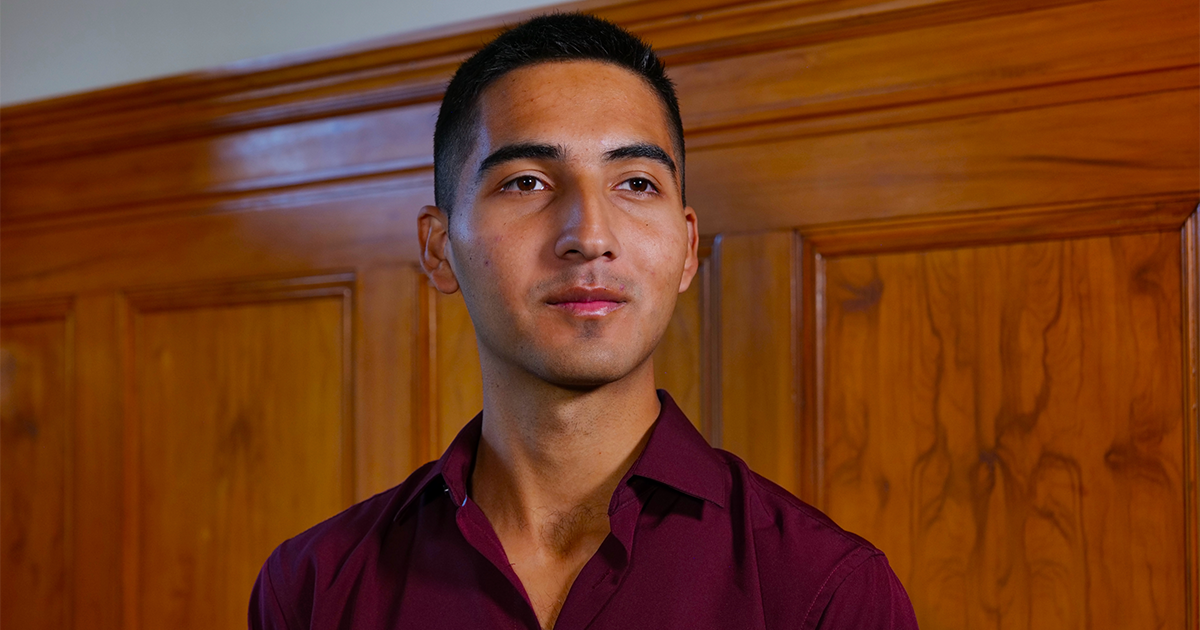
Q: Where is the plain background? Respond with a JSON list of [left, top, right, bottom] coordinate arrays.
[[0, 0, 564, 105]]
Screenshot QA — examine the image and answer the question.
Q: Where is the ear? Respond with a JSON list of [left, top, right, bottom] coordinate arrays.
[[418, 205, 460, 294], [678, 206, 700, 293]]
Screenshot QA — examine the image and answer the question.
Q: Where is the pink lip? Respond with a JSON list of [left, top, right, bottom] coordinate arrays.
[[545, 287, 628, 317]]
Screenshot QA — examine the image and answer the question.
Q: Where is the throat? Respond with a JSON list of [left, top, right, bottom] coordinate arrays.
[[500, 505, 611, 630]]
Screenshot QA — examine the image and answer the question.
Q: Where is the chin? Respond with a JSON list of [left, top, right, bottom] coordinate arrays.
[[525, 344, 651, 390]]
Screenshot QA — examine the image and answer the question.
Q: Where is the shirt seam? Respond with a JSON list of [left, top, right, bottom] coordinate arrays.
[[744, 467, 874, 551], [800, 549, 884, 630], [263, 557, 297, 630]]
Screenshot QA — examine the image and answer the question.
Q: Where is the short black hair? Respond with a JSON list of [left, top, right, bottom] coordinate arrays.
[[433, 13, 685, 212]]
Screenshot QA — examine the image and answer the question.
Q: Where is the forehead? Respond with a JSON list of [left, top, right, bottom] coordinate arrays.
[[472, 60, 675, 157]]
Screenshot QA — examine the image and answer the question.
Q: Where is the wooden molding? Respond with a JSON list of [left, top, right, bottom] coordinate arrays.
[[123, 271, 356, 311], [801, 192, 1200, 256], [3, 0, 1195, 237], [0, 295, 75, 323], [0, 0, 1145, 164], [1184, 208, 1200, 630]]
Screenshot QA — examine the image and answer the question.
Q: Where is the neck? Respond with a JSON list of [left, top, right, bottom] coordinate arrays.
[[469, 352, 661, 551]]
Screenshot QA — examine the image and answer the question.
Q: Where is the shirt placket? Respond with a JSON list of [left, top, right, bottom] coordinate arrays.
[[548, 483, 648, 630], [448, 484, 543, 629]]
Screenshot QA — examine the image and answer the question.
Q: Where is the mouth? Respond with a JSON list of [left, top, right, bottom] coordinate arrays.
[[544, 286, 628, 317]]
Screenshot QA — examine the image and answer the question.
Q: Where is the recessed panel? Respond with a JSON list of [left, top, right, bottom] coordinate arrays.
[[134, 296, 347, 630], [1, 316, 71, 630], [821, 231, 1185, 629]]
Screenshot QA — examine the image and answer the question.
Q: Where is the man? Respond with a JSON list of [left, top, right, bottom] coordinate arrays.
[[250, 13, 917, 630]]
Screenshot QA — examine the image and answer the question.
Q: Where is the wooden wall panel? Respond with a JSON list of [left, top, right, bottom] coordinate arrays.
[[128, 279, 352, 630], [3, 104, 439, 223], [675, 0, 1196, 133], [689, 88, 1199, 233], [71, 294, 125, 630], [818, 231, 1187, 629], [651, 259, 706, 429], [0, 0, 1195, 626], [0, 189, 427, 300], [5, 0, 1193, 239], [355, 265, 422, 501], [0, 304, 72, 630], [434, 292, 484, 454], [715, 232, 800, 495]]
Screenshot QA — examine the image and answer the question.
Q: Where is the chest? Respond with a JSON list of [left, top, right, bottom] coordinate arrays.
[[335, 524, 784, 630]]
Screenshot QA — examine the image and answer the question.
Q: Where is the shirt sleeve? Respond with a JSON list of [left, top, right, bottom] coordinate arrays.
[[248, 557, 295, 630], [814, 553, 919, 629]]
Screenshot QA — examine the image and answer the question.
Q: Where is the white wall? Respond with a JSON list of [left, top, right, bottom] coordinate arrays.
[[0, 0, 565, 105]]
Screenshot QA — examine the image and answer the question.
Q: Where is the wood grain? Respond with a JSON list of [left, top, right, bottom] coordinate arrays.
[[716, 232, 800, 494], [1183, 209, 1199, 629], [674, 0, 1197, 135], [71, 294, 124, 630], [355, 265, 422, 500], [3, 104, 440, 223], [688, 87, 1199, 234], [0, 0, 1194, 625], [1, 304, 72, 630], [0, 188, 428, 300], [5, 0, 1194, 238], [1, 0, 1142, 164], [820, 231, 1187, 629], [130, 289, 350, 630]]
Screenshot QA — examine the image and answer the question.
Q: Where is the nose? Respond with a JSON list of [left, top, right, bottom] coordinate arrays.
[[553, 185, 620, 261]]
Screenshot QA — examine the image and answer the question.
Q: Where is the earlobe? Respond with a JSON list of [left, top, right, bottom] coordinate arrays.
[[417, 205, 461, 295], [678, 206, 700, 293]]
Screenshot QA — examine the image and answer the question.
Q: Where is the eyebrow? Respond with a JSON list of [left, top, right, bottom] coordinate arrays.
[[477, 143, 563, 181], [604, 143, 677, 177], [475, 141, 679, 183]]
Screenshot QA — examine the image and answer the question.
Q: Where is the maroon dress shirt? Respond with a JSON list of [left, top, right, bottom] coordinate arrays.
[[250, 391, 918, 629]]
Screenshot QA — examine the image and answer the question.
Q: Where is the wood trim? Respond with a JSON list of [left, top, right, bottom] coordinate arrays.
[[72, 294, 123, 630], [1, 168, 434, 236], [688, 65, 1198, 151], [810, 250, 828, 510], [0, 295, 75, 323], [705, 235, 724, 449], [0, 295, 77, 629], [123, 271, 356, 310], [695, 249, 715, 444], [796, 234, 820, 505], [801, 192, 1199, 256], [414, 275, 438, 466], [1183, 207, 1200, 630], [0, 0, 1140, 165], [787, 231, 812, 504], [119, 294, 138, 630]]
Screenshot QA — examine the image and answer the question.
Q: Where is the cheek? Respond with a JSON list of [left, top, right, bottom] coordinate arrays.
[[631, 222, 687, 283]]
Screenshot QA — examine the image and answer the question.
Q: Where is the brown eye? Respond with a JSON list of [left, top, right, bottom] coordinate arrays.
[[618, 177, 657, 194], [502, 175, 546, 193]]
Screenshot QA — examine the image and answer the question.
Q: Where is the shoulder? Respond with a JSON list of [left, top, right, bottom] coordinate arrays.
[[716, 451, 917, 629], [717, 449, 878, 564], [251, 461, 439, 628]]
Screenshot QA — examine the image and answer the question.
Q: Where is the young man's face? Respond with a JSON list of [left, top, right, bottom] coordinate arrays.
[[421, 60, 699, 388]]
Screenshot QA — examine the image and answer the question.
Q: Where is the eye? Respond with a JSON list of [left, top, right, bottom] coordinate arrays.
[[501, 175, 547, 193], [617, 177, 658, 194]]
